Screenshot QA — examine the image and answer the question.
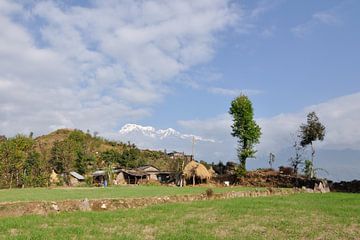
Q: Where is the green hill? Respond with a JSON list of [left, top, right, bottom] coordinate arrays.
[[0, 129, 181, 188]]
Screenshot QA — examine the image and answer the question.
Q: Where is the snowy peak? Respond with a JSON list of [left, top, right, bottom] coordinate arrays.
[[157, 128, 180, 139], [119, 123, 215, 142], [119, 124, 157, 137]]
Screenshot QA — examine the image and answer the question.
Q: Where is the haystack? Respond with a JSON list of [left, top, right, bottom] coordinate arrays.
[[50, 170, 59, 185], [183, 161, 211, 185]]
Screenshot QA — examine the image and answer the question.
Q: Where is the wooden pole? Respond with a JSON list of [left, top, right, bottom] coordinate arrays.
[[192, 136, 195, 160]]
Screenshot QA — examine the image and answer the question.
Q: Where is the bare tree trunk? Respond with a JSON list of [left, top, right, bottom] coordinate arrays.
[[192, 175, 195, 186], [9, 172, 13, 189], [16, 172, 19, 187], [311, 142, 315, 178]]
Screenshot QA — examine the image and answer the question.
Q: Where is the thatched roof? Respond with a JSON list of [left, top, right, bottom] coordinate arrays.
[[50, 170, 59, 184], [183, 161, 211, 180]]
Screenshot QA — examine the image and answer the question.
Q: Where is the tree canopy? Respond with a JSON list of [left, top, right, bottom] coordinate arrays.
[[229, 95, 261, 174]]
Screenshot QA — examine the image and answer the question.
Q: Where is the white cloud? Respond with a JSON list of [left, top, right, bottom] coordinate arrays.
[[0, 0, 238, 136], [292, 10, 340, 37], [179, 92, 360, 154], [177, 92, 360, 179], [313, 12, 340, 25], [250, 0, 283, 19]]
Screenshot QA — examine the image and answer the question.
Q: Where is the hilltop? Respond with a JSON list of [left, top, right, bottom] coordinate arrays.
[[0, 128, 183, 188], [35, 128, 181, 171]]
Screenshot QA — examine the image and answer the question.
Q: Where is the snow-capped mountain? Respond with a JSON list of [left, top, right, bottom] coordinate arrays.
[[118, 123, 222, 161], [119, 124, 215, 142]]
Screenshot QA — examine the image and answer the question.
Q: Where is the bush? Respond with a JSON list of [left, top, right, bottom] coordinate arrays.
[[85, 176, 93, 187], [279, 166, 294, 175], [236, 167, 247, 177], [206, 188, 214, 198]]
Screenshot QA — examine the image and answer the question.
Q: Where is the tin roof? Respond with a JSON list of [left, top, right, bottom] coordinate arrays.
[[70, 171, 85, 180]]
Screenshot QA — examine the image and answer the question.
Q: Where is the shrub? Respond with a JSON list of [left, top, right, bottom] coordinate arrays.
[[279, 166, 294, 175], [206, 188, 214, 198]]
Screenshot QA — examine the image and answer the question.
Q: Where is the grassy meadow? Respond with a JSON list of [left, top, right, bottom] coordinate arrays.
[[0, 192, 359, 239], [0, 185, 257, 203]]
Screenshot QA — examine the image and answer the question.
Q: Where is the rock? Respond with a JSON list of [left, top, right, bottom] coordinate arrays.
[[100, 203, 107, 209], [319, 182, 325, 193], [314, 181, 330, 193], [306, 188, 314, 193], [321, 180, 330, 193], [80, 198, 91, 211], [51, 202, 60, 212]]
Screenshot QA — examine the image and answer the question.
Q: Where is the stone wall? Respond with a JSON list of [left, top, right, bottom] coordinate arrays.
[[0, 188, 309, 218]]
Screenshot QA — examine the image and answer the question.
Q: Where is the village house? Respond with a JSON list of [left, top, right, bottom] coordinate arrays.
[[69, 171, 85, 186], [92, 166, 174, 186], [167, 151, 193, 161]]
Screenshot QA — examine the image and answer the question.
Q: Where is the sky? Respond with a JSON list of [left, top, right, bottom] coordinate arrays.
[[0, 0, 359, 180]]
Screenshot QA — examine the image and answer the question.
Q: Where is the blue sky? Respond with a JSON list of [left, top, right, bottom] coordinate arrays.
[[148, 0, 360, 127], [0, 0, 359, 180]]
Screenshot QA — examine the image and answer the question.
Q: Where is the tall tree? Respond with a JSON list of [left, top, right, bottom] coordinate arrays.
[[0, 135, 48, 188], [299, 112, 326, 178], [229, 95, 261, 174], [50, 139, 76, 184]]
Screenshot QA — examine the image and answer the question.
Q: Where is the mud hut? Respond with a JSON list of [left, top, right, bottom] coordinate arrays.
[[183, 161, 211, 186]]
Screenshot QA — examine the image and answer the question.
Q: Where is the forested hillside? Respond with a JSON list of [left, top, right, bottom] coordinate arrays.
[[0, 129, 181, 188]]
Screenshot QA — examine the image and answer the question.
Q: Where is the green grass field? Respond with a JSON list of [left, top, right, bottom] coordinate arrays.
[[0, 192, 359, 239], [0, 185, 257, 203]]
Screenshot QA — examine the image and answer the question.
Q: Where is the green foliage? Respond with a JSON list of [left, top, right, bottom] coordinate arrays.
[[229, 95, 261, 172], [50, 130, 98, 182], [236, 166, 247, 177], [300, 112, 326, 147], [0, 128, 182, 189], [50, 139, 76, 184], [303, 160, 313, 178], [121, 146, 144, 168], [100, 149, 123, 166], [0, 135, 49, 188]]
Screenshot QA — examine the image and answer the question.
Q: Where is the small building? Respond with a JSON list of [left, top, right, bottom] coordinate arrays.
[[92, 169, 121, 186], [69, 171, 85, 186], [137, 165, 160, 181], [92, 166, 175, 186], [121, 169, 148, 184], [92, 170, 107, 185], [167, 151, 193, 161]]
